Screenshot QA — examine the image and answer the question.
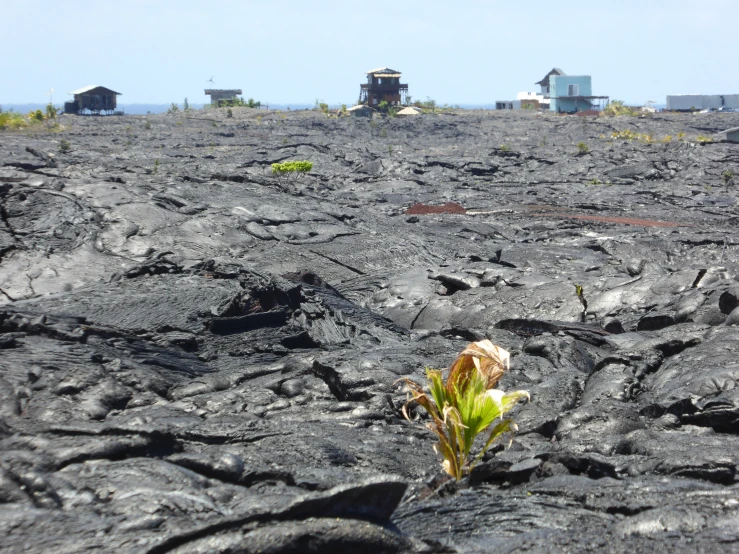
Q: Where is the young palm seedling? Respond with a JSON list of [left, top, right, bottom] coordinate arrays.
[[398, 340, 529, 480]]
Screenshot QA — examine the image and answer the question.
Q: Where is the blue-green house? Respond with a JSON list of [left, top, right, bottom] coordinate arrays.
[[550, 75, 608, 113]]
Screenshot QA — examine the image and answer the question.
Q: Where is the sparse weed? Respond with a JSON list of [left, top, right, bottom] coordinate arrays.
[[722, 169, 735, 184], [227, 108, 233, 119], [152, 159, 160, 175], [677, 131, 686, 140], [398, 340, 529, 481], [380, 127, 388, 138], [167, 103, 179, 114], [59, 139, 70, 152], [576, 142, 590, 155], [587, 178, 602, 185], [144, 120, 152, 130], [696, 135, 714, 144], [499, 144, 510, 152]]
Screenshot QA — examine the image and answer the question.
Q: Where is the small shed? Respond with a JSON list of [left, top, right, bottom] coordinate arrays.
[[396, 106, 420, 117], [347, 104, 373, 118], [725, 127, 739, 143], [205, 89, 243, 106], [65, 86, 121, 115]]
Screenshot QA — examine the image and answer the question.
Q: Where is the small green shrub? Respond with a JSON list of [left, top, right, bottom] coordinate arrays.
[[167, 103, 179, 114], [144, 120, 152, 130], [602, 100, 638, 116], [59, 139, 70, 152], [587, 178, 602, 185], [226, 108, 233, 119], [696, 135, 713, 143], [398, 340, 529, 480], [271, 160, 313, 176], [577, 142, 590, 155], [183, 98, 190, 111], [723, 170, 735, 184], [0, 111, 27, 130], [152, 159, 160, 174], [45, 103, 57, 120], [499, 144, 510, 152]]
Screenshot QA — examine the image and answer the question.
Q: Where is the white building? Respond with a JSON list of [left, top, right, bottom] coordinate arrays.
[[667, 94, 739, 111]]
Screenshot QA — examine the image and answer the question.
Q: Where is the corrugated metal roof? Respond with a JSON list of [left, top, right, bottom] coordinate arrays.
[[366, 67, 401, 76], [396, 107, 420, 116], [535, 68, 566, 86], [70, 85, 121, 95]]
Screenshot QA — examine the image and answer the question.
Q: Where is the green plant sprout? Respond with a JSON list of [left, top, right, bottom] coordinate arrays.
[[576, 142, 590, 155], [398, 340, 529, 480]]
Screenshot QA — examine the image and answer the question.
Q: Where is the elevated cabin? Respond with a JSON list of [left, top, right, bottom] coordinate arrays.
[[359, 68, 408, 107], [550, 75, 609, 113], [205, 89, 243, 106], [536, 68, 565, 97], [65, 86, 121, 115]]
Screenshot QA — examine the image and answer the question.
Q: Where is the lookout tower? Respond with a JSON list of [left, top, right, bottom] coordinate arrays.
[[65, 86, 121, 115], [359, 68, 408, 107]]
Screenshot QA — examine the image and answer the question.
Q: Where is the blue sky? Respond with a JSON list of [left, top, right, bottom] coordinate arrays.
[[2, 0, 738, 106]]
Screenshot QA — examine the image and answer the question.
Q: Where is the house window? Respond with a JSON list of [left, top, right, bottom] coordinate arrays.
[[568, 84, 579, 96]]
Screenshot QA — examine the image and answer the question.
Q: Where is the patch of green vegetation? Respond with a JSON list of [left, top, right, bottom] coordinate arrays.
[[602, 100, 638, 116], [0, 110, 28, 130], [696, 135, 714, 144], [144, 120, 152, 130], [152, 159, 160, 175], [59, 139, 70, 153], [499, 144, 510, 152], [576, 142, 590, 155], [219, 97, 261, 108], [587, 178, 602, 185], [271, 160, 313, 176], [609, 129, 663, 143], [167, 103, 179, 114], [398, 340, 529, 480], [183, 98, 190, 111], [722, 169, 735, 184], [226, 108, 233, 119]]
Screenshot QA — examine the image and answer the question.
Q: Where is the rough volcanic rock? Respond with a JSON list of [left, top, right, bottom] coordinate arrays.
[[2, 109, 739, 552]]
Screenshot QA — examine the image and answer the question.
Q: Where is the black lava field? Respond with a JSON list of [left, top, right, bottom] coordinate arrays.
[[2, 108, 739, 553]]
